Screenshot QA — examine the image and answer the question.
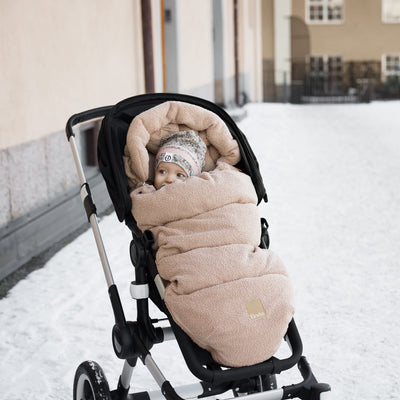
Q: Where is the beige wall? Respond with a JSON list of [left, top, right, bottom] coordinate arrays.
[[176, 0, 214, 99], [262, 0, 275, 59], [292, 0, 400, 61], [0, 0, 145, 227], [214, 0, 264, 105], [214, 0, 236, 105], [239, 0, 263, 102], [0, 0, 268, 277], [165, 0, 264, 104], [234, 0, 264, 103], [0, 0, 144, 150], [273, 0, 291, 103], [261, 0, 275, 101], [222, 0, 236, 81]]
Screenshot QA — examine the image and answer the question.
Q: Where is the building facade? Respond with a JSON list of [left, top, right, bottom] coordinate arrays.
[[262, 0, 400, 102], [0, 0, 264, 280]]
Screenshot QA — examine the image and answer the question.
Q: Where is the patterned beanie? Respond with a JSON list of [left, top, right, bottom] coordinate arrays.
[[155, 130, 207, 177]]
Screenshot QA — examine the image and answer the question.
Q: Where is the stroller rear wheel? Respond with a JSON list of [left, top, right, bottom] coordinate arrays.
[[73, 360, 111, 400]]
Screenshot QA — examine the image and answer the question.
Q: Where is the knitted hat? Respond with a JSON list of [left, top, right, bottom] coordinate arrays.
[[155, 130, 206, 177]]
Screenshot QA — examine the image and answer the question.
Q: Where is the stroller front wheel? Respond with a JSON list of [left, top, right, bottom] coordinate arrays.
[[73, 360, 112, 400]]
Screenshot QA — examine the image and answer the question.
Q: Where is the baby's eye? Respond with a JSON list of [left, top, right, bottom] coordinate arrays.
[[177, 173, 186, 179], [158, 169, 167, 175]]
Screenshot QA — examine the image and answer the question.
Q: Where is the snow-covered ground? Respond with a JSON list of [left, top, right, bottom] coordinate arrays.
[[1, 101, 399, 400]]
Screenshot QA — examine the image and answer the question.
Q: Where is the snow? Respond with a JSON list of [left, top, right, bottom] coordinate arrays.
[[1, 101, 400, 400]]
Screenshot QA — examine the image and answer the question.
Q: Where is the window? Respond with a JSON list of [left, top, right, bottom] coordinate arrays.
[[307, 55, 343, 94], [382, 0, 400, 23], [306, 0, 344, 24], [382, 54, 400, 79]]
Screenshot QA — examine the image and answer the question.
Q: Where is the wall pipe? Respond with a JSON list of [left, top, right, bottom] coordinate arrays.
[[141, 0, 155, 93]]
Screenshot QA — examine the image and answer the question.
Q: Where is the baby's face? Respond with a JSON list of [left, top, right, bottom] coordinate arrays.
[[154, 162, 188, 190]]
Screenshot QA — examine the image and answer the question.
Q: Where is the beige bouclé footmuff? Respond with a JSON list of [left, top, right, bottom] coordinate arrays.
[[124, 101, 294, 367]]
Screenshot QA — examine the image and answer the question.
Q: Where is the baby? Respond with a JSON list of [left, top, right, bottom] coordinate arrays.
[[154, 130, 207, 189]]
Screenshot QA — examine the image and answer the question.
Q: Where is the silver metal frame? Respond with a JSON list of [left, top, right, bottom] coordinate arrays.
[[68, 133, 115, 288]]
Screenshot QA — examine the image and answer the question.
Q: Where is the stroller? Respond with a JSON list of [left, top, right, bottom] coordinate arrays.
[[66, 93, 330, 400]]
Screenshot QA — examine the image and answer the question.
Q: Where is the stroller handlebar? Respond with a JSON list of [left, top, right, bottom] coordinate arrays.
[[65, 105, 112, 140]]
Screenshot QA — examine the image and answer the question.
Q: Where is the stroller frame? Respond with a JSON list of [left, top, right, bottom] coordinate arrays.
[[66, 93, 330, 400]]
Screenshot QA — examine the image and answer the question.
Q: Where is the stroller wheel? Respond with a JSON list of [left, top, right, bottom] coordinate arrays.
[[73, 361, 111, 400]]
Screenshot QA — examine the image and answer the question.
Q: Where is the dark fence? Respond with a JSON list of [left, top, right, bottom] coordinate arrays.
[[288, 60, 400, 104]]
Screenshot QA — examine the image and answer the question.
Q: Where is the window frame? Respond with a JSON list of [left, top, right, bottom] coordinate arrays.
[[305, 0, 344, 25], [307, 54, 344, 94], [382, 0, 400, 23], [382, 53, 400, 81]]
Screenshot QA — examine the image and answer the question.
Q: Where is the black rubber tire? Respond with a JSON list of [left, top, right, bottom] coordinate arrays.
[[73, 360, 112, 400]]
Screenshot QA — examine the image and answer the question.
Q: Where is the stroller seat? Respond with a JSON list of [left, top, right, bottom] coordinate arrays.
[[66, 93, 331, 400]]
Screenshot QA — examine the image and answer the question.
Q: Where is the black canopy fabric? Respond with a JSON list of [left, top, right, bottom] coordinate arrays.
[[97, 93, 267, 223]]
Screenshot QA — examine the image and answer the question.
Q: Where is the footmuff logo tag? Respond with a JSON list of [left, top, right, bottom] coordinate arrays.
[[245, 299, 266, 320]]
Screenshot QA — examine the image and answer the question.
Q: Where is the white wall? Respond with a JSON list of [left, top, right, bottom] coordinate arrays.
[[213, 0, 237, 106], [158, 0, 263, 104], [178, 0, 214, 99], [163, 0, 214, 100], [273, 0, 292, 87]]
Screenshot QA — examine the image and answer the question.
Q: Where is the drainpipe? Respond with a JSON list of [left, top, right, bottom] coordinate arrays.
[[160, 0, 167, 92], [141, 0, 155, 93], [234, 0, 239, 105]]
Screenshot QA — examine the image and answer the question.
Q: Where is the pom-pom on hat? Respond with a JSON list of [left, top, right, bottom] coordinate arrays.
[[155, 130, 207, 177]]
